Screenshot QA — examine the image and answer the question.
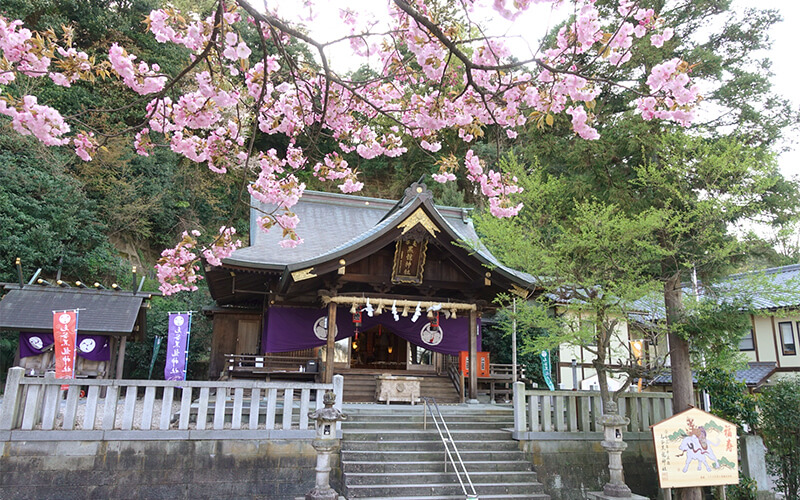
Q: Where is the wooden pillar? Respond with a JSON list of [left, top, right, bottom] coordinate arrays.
[[468, 308, 478, 401], [324, 302, 337, 384], [108, 336, 118, 379], [116, 336, 127, 380]]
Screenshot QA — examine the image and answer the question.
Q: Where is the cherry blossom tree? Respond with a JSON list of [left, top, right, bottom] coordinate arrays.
[[0, 0, 699, 294]]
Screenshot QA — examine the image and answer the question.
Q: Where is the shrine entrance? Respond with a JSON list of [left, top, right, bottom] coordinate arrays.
[[207, 184, 535, 401], [348, 324, 438, 372], [351, 325, 405, 370]]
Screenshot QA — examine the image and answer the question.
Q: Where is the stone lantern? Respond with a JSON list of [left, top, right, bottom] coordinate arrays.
[[306, 391, 347, 500], [599, 400, 632, 497], [588, 400, 648, 500]]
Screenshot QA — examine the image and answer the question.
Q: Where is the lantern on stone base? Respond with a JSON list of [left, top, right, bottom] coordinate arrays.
[[306, 391, 347, 500]]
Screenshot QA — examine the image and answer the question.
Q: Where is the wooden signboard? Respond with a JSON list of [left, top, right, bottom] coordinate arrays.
[[651, 407, 739, 489], [391, 238, 428, 284]]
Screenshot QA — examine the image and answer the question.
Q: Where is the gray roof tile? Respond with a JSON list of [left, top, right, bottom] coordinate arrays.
[[0, 286, 148, 334], [223, 189, 536, 287], [651, 362, 776, 387]]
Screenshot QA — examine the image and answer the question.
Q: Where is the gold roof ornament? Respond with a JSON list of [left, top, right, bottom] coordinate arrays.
[[510, 284, 531, 299], [397, 208, 440, 237], [291, 267, 317, 282]]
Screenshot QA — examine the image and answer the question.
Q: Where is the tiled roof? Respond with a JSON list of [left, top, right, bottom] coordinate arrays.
[[223, 188, 535, 288], [718, 264, 800, 310], [651, 362, 776, 388], [226, 190, 396, 269], [628, 264, 800, 322], [0, 286, 150, 334]]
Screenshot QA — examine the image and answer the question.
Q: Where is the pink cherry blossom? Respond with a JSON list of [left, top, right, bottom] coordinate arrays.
[[201, 227, 243, 267], [0, 95, 70, 146], [108, 43, 166, 95], [73, 132, 97, 161], [432, 172, 456, 183], [0, 2, 702, 293]]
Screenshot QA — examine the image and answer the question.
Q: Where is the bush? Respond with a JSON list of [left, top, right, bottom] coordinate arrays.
[[696, 368, 758, 434], [759, 377, 800, 499], [124, 285, 213, 380], [720, 475, 757, 500]]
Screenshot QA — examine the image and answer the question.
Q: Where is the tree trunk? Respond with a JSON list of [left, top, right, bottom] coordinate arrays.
[[664, 273, 701, 500], [595, 318, 632, 497]]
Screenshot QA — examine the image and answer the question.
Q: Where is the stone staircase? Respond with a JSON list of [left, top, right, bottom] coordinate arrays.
[[340, 372, 461, 403], [340, 405, 550, 499]]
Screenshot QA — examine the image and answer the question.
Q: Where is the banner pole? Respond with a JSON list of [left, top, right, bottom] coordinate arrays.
[[183, 312, 193, 381], [148, 336, 162, 380]]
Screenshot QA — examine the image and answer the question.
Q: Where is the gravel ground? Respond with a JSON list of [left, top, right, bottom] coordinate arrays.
[[61, 397, 185, 430], [33, 393, 301, 431]]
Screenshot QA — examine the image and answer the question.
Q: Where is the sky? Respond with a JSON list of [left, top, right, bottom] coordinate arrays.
[[745, 0, 800, 181], [299, 0, 800, 181]]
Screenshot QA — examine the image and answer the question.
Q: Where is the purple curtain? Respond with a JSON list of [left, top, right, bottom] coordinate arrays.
[[20, 332, 110, 361], [75, 335, 110, 361], [262, 306, 481, 356]]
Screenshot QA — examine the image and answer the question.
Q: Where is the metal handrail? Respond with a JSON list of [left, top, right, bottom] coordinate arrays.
[[421, 396, 478, 500], [446, 360, 465, 403]]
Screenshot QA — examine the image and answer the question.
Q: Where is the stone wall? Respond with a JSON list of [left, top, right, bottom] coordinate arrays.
[[0, 438, 335, 500], [521, 434, 658, 500]]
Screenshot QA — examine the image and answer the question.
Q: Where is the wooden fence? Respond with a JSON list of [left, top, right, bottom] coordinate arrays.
[[0, 367, 342, 440], [512, 382, 673, 439]]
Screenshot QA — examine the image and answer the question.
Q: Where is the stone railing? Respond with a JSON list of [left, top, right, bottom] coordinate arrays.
[[0, 367, 343, 441], [512, 382, 673, 440]]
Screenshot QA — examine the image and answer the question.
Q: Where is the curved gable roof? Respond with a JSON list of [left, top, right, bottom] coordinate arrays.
[[221, 186, 535, 292]]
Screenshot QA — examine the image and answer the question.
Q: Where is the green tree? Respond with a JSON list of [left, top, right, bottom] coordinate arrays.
[[0, 0, 250, 271], [695, 368, 758, 434], [0, 131, 126, 283], [635, 134, 797, 418], [509, 4, 800, 497], [475, 153, 671, 496], [482, 307, 551, 389], [759, 378, 800, 499], [124, 285, 213, 380]]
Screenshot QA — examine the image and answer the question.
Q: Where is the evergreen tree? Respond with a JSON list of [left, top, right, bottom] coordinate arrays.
[[478, 3, 799, 497]]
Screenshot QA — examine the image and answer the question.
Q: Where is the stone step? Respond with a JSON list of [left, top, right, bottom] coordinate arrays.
[[341, 374, 462, 404], [343, 391, 461, 400], [342, 413, 514, 422], [341, 450, 527, 462], [342, 420, 511, 430], [341, 439, 520, 452], [345, 481, 546, 498], [343, 406, 512, 415], [343, 460, 533, 473], [343, 470, 539, 486], [341, 429, 512, 441], [352, 495, 549, 500]]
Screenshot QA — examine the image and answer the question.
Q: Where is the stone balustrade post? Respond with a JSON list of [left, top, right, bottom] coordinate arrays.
[[0, 367, 25, 430], [513, 381, 526, 433]]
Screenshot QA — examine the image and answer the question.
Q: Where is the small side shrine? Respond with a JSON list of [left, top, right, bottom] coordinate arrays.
[[0, 279, 154, 379], [204, 183, 535, 401]]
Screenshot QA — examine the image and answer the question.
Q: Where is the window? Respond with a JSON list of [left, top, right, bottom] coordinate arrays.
[[738, 329, 755, 351], [778, 322, 796, 356]]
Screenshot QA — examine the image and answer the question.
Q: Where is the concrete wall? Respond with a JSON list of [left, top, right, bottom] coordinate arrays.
[[0, 438, 335, 500], [521, 435, 658, 500]]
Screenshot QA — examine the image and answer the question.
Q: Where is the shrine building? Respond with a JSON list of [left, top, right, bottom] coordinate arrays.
[[204, 183, 535, 402], [0, 278, 153, 379]]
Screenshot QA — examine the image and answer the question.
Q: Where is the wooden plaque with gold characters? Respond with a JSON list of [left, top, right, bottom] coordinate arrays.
[[651, 407, 739, 488], [391, 238, 428, 284]]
